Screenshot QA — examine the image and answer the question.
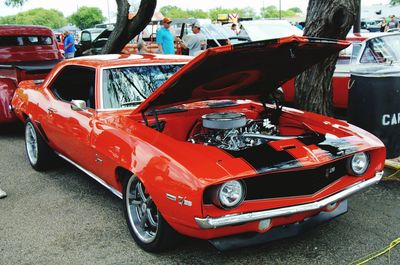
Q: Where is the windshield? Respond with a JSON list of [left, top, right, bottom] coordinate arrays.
[[102, 64, 184, 109], [239, 21, 303, 41], [360, 34, 400, 64]]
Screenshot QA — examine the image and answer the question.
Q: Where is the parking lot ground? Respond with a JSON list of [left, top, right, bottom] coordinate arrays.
[[0, 123, 399, 265]]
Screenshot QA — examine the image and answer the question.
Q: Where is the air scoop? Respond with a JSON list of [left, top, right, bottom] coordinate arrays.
[[202, 112, 247, 130]]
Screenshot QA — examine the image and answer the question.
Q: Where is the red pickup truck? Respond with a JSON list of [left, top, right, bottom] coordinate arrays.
[[0, 25, 63, 123]]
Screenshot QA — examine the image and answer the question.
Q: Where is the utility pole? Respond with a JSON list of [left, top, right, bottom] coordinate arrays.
[[279, 0, 282, 19], [354, 0, 361, 33]]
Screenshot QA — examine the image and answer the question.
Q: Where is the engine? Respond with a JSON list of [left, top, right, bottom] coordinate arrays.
[[189, 112, 280, 151]]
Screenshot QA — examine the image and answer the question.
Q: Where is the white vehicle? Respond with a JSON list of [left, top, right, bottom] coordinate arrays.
[[238, 20, 303, 41]]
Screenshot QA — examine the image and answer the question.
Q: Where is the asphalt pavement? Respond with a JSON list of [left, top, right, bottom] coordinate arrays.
[[0, 123, 399, 265]]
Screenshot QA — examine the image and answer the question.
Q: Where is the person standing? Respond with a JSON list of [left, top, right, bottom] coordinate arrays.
[[63, 31, 76, 59], [156, 17, 175, 55], [177, 23, 206, 57], [231, 23, 239, 35], [387, 15, 399, 31], [380, 18, 387, 32]]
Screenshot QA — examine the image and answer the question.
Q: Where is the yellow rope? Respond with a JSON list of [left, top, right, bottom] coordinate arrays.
[[349, 237, 400, 265], [383, 169, 400, 181]]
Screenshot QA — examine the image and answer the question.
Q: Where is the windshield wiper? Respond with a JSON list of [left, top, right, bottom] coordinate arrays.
[[121, 101, 142, 106]]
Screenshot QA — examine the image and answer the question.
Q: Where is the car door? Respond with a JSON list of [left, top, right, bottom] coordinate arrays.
[[41, 65, 97, 169]]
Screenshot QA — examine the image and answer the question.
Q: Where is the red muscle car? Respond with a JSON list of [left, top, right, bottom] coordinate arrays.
[[11, 36, 386, 252], [0, 25, 63, 123]]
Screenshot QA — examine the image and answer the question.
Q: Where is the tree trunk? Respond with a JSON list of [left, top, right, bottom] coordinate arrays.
[[295, 0, 359, 116], [101, 0, 157, 54]]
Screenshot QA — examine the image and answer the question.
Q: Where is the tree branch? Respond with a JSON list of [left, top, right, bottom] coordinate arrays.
[[101, 0, 157, 54]]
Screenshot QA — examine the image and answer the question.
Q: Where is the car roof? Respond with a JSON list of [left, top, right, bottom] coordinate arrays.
[[0, 25, 53, 36], [62, 54, 192, 68], [347, 32, 400, 42]]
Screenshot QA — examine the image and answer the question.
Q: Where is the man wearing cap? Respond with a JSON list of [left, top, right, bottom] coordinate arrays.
[[177, 22, 207, 57], [156, 17, 175, 54]]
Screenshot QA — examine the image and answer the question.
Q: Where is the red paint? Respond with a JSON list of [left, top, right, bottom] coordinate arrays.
[[11, 36, 386, 242], [0, 25, 63, 123]]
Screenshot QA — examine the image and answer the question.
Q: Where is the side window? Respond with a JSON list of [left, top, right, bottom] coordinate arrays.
[[50, 66, 96, 109], [81, 32, 92, 42]]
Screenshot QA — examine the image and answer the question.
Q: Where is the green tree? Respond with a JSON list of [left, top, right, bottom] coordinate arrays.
[[390, 0, 400, 4], [240, 6, 257, 18], [288, 7, 303, 14], [9, 8, 67, 28], [260, 6, 300, 18], [209, 7, 231, 21], [187, 9, 209, 19], [160, 5, 189, 18], [68, 6, 105, 29], [260, 5, 280, 18], [0, 15, 17, 24]]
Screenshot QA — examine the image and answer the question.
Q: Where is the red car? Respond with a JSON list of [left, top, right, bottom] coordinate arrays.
[[282, 32, 400, 111], [12, 36, 385, 252], [0, 25, 63, 123]]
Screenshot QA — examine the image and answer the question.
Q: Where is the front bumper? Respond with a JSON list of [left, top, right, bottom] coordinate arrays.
[[195, 171, 383, 229], [209, 200, 348, 251]]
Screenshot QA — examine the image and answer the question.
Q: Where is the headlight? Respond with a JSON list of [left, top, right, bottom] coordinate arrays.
[[347, 152, 370, 176], [215, 180, 246, 209]]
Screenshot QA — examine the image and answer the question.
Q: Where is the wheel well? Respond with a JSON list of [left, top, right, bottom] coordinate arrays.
[[115, 167, 133, 184], [22, 113, 29, 121]]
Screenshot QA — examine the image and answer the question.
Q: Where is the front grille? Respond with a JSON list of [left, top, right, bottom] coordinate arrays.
[[244, 159, 347, 200], [203, 159, 348, 204]]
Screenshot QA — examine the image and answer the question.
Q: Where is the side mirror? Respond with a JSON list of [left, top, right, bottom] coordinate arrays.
[[71, 100, 87, 111]]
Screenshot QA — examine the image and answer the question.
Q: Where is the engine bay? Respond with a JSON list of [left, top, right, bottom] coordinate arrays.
[[188, 111, 298, 151]]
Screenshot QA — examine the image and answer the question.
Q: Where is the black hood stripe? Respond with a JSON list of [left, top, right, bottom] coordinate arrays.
[[225, 143, 301, 174]]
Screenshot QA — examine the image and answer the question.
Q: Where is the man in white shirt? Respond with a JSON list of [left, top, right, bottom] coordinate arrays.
[[177, 22, 207, 56]]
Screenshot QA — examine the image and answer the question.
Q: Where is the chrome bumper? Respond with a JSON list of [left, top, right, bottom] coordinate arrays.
[[195, 171, 384, 229]]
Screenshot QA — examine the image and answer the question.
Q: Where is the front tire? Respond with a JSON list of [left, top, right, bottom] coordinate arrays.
[[25, 120, 55, 171], [123, 175, 180, 252]]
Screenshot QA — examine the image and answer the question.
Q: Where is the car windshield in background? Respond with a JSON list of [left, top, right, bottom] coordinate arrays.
[[102, 64, 184, 109], [201, 24, 234, 39], [0, 35, 53, 46], [361, 34, 400, 64], [239, 21, 303, 41]]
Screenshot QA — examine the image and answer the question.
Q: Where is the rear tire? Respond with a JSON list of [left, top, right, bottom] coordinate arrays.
[[123, 175, 180, 252], [25, 119, 55, 171]]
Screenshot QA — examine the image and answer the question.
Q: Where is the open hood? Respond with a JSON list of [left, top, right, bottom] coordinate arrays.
[[136, 36, 350, 113]]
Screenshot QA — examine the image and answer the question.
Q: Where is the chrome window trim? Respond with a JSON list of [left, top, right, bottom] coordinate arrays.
[[98, 62, 187, 111], [56, 152, 123, 199], [195, 171, 384, 229]]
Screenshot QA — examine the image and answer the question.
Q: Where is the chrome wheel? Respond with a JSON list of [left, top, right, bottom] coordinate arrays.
[[126, 177, 159, 243], [25, 122, 38, 165]]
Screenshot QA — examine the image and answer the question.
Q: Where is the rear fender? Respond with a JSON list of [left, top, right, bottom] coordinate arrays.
[[0, 78, 18, 122]]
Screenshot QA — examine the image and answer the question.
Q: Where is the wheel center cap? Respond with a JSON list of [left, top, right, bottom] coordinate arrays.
[[141, 203, 147, 212]]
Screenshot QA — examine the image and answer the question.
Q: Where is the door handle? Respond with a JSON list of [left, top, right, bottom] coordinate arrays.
[[47, 107, 57, 114]]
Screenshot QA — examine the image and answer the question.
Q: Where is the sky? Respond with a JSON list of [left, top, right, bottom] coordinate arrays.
[[0, 0, 392, 22]]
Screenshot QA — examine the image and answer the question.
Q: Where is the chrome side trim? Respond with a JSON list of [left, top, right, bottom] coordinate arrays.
[[195, 171, 384, 229], [56, 152, 123, 199]]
